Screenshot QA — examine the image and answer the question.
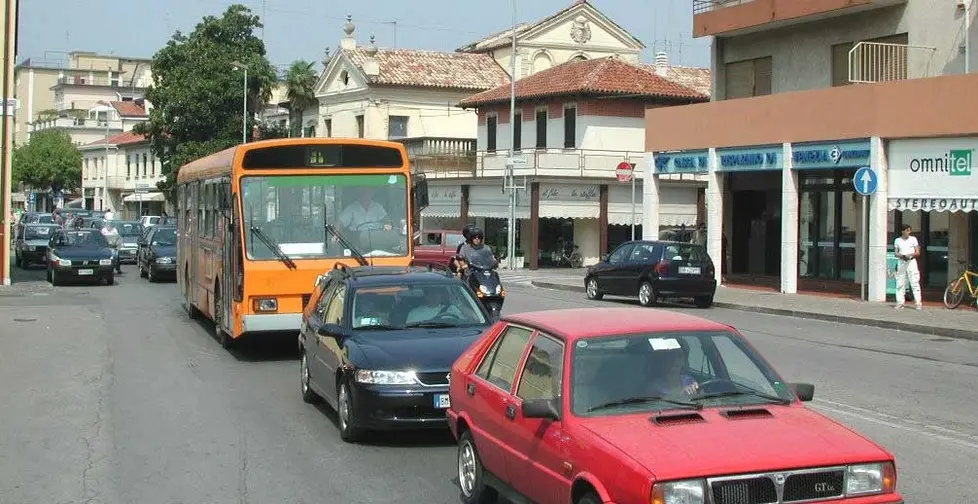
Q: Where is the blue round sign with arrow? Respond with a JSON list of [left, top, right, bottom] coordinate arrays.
[[853, 166, 878, 196]]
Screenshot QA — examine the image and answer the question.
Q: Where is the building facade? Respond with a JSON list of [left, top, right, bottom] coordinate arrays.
[[78, 130, 167, 217], [645, 0, 978, 302], [442, 56, 708, 269]]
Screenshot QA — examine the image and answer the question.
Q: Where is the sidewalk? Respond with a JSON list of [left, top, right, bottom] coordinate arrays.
[[499, 269, 978, 341]]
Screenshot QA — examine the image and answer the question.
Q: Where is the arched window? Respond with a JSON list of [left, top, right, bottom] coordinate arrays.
[[571, 54, 588, 62]]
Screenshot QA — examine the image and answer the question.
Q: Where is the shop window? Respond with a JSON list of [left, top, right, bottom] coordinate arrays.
[[388, 115, 408, 139], [513, 112, 522, 152], [486, 114, 498, 152], [563, 105, 576, 149], [724, 56, 772, 99], [535, 109, 548, 149]]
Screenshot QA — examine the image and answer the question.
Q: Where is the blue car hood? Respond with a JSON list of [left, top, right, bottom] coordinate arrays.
[[349, 326, 486, 371], [151, 245, 177, 258], [55, 247, 113, 260]]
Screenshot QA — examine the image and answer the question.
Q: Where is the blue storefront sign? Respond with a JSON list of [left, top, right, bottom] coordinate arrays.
[[716, 145, 782, 172], [791, 139, 871, 170], [654, 150, 709, 174]]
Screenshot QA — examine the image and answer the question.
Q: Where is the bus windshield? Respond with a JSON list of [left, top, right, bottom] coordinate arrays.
[[240, 173, 409, 260]]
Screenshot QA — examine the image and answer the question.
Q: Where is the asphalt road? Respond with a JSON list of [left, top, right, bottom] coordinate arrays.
[[1, 263, 974, 504]]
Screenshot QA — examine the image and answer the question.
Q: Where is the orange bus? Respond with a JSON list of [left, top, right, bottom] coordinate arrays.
[[176, 138, 428, 348]]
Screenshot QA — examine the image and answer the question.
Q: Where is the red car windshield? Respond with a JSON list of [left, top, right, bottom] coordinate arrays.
[[571, 331, 794, 416]]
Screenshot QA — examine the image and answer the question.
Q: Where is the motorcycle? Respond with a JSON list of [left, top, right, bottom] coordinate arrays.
[[462, 261, 505, 320]]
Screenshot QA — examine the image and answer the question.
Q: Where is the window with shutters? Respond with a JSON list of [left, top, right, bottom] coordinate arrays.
[[513, 112, 522, 152], [535, 109, 548, 149], [563, 104, 577, 149], [724, 56, 772, 99], [832, 43, 853, 87], [486, 114, 498, 152]]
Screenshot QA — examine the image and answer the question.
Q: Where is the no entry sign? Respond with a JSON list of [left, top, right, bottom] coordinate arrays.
[[616, 161, 634, 182]]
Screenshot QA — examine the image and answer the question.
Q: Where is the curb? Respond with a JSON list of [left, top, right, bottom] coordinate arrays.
[[529, 280, 978, 342]]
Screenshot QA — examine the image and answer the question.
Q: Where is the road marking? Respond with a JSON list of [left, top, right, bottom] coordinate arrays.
[[811, 399, 978, 451]]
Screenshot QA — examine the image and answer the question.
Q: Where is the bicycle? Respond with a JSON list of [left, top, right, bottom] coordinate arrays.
[[943, 260, 978, 309]]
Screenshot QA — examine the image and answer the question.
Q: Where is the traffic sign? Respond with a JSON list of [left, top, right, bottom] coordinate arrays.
[[616, 161, 635, 182], [853, 166, 878, 196], [506, 157, 527, 166]]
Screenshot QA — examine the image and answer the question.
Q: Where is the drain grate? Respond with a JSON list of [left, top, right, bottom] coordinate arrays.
[[928, 337, 953, 342], [13, 318, 37, 322]]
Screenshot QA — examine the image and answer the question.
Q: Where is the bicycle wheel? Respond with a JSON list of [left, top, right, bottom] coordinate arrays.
[[943, 278, 966, 309]]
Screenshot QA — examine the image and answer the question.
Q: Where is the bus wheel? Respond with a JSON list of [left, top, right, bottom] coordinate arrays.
[[184, 269, 200, 319], [215, 283, 233, 349]]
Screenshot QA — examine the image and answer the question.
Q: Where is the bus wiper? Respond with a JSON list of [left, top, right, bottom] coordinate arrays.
[[324, 219, 367, 266], [249, 225, 297, 270]]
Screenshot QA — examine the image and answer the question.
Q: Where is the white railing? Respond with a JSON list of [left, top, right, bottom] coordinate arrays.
[[848, 41, 937, 84], [421, 148, 707, 183], [29, 117, 124, 132]]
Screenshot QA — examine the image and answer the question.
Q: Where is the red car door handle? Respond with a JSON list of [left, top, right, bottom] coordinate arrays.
[[466, 383, 476, 396], [505, 403, 517, 420]]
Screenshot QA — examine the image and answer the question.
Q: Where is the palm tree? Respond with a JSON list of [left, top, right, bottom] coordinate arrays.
[[284, 60, 319, 137]]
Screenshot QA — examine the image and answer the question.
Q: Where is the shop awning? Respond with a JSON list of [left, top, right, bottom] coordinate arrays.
[[466, 185, 530, 219], [607, 185, 698, 227], [124, 192, 165, 203], [421, 202, 461, 218]]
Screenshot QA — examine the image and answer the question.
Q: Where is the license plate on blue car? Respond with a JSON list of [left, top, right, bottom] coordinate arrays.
[[434, 394, 450, 409]]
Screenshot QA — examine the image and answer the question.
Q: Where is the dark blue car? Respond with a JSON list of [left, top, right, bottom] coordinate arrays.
[[298, 264, 492, 443], [137, 225, 177, 282]]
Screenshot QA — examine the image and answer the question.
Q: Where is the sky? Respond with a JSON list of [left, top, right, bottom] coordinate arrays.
[[17, 0, 710, 73]]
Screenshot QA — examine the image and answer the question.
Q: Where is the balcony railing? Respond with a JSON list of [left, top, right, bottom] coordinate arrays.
[[848, 41, 937, 84], [30, 117, 123, 132], [56, 76, 121, 87], [693, 0, 754, 14], [396, 137, 477, 175], [421, 148, 707, 182]]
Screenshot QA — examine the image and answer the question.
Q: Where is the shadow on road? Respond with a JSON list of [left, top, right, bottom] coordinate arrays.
[[311, 401, 456, 448]]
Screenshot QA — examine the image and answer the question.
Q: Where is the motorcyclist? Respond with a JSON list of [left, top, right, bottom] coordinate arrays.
[[449, 224, 476, 274], [457, 227, 498, 273]]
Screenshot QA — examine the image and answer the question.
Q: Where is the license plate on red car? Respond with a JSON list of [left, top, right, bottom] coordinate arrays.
[[434, 394, 450, 409]]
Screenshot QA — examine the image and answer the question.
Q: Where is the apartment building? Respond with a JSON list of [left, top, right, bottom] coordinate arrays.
[[79, 130, 167, 216], [643, 0, 978, 303], [14, 51, 152, 146]]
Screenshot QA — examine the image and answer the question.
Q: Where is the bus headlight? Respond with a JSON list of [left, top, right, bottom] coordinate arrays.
[[253, 298, 278, 312]]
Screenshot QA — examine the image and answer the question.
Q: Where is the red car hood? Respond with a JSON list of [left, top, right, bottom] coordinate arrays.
[[579, 405, 892, 481]]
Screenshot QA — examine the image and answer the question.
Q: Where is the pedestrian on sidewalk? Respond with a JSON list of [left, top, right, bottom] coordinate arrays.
[[894, 223, 922, 310]]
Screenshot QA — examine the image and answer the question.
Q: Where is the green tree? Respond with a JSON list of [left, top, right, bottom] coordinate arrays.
[[256, 121, 289, 140], [12, 130, 82, 194], [283, 60, 318, 137], [134, 4, 278, 201]]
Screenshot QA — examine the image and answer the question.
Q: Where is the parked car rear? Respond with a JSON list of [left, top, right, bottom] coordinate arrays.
[[584, 240, 717, 307], [413, 229, 466, 267]]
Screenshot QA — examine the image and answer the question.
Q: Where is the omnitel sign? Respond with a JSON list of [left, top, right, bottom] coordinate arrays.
[[909, 149, 973, 176]]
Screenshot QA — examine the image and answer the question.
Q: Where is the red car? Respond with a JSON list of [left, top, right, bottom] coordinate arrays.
[[413, 229, 466, 267], [446, 307, 903, 504]]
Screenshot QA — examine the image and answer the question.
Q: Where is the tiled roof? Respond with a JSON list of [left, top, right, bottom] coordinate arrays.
[[456, 0, 643, 53], [84, 130, 149, 147], [644, 65, 712, 97], [110, 100, 147, 117], [343, 48, 510, 91], [458, 57, 708, 107]]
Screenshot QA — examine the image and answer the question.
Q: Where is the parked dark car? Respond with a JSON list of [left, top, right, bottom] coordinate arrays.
[[584, 240, 717, 308], [137, 225, 177, 282], [46, 228, 116, 286], [14, 223, 60, 268], [298, 264, 492, 443]]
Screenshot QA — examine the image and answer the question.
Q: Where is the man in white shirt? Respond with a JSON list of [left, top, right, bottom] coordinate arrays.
[[893, 223, 922, 310], [406, 287, 463, 325], [338, 187, 387, 233], [101, 221, 123, 273], [103, 209, 114, 221]]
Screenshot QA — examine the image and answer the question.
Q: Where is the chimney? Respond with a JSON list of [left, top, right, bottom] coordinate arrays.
[[340, 14, 356, 51], [654, 51, 669, 76], [362, 35, 380, 77]]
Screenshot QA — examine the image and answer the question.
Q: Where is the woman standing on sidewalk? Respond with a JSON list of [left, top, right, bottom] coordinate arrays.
[[894, 223, 922, 310]]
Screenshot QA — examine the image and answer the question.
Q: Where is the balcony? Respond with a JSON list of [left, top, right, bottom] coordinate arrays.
[[30, 117, 123, 133], [396, 137, 477, 175], [56, 76, 121, 87], [692, 0, 906, 38], [848, 41, 938, 84], [423, 149, 706, 182]]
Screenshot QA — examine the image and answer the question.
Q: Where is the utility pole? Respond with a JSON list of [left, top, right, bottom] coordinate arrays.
[[1, 0, 18, 286], [504, 0, 526, 270], [102, 115, 109, 211], [232, 61, 249, 143]]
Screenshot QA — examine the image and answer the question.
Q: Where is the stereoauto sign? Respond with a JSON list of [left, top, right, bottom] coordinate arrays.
[[888, 137, 978, 211]]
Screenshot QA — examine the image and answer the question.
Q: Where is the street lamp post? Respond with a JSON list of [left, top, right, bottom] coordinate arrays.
[[505, 0, 518, 270], [232, 61, 249, 144]]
